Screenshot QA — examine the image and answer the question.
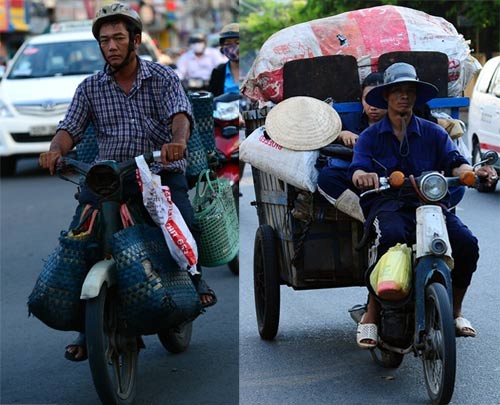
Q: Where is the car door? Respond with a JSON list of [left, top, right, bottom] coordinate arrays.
[[476, 59, 500, 153]]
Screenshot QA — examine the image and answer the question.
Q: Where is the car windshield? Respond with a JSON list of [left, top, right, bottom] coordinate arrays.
[[7, 40, 104, 79]]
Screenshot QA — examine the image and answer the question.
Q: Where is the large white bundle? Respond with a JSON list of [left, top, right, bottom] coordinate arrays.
[[242, 5, 480, 103], [240, 126, 319, 192]]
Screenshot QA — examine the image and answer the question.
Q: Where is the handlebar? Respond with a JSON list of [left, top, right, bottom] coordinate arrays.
[[359, 170, 476, 199], [57, 150, 162, 176]]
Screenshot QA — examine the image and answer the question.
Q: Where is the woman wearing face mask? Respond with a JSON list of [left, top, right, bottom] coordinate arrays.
[[209, 23, 239, 96], [176, 33, 226, 85]]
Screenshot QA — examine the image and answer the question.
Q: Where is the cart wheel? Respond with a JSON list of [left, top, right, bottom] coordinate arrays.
[[253, 224, 280, 340], [422, 283, 456, 405], [371, 347, 404, 369]]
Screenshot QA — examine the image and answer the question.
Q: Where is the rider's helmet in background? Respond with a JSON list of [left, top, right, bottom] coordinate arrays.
[[92, 3, 142, 40], [219, 23, 239, 46]]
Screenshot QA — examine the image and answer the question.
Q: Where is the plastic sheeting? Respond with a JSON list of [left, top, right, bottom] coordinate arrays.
[[242, 5, 481, 103]]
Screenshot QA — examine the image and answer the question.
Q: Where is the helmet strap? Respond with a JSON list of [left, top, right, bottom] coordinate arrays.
[[101, 30, 137, 76]]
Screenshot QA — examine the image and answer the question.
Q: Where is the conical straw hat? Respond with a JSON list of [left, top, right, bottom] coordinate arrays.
[[265, 96, 341, 151]]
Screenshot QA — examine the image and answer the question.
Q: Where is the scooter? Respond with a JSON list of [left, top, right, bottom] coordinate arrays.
[[212, 92, 241, 204], [57, 151, 197, 404], [349, 150, 498, 405], [211, 93, 241, 275]]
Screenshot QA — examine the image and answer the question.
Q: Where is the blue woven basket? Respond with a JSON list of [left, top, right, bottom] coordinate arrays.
[[76, 123, 99, 163], [111, 224, 202, 336], [186, 125, 209, 178], [190, 92, 215, 152], [28, 229, 101, 332]]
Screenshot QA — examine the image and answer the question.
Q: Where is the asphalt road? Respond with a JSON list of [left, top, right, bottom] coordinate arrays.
[[0, 158, 239, 405], [239, 165, 500, 405]]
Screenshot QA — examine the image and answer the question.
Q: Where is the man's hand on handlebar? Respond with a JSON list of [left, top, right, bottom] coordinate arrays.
[[39, 150, 63, 175], [161, 142, 187, 165], [352, 170, 380, 190], [475, 165, 498, 187]]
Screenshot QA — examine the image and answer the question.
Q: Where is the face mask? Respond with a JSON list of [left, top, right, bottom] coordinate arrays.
[[190, 43, 205, 54], [222, 45, 239, 62]]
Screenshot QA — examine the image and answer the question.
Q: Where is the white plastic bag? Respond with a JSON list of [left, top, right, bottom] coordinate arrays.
[[240, 126, 319, 192], [135, 155, 198, 275]]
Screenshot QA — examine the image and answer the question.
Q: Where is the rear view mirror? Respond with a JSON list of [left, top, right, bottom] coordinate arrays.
[[472, 150, 498, 169], [483, 150, 499, 165]]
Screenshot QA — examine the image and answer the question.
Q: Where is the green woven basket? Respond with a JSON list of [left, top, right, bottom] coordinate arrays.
[[193, 170, 239, 267]]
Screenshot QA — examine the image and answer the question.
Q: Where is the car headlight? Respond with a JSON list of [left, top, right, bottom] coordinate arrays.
[[0, 99, 14, 118], [419, 173, 448, 201]]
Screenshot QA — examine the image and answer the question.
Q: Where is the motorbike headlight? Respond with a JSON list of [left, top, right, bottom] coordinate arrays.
[[86, 163, 120, 196], [420, 173, 448, 201]]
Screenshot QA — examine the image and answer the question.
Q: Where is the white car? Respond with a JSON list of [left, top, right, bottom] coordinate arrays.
[[467, 55, 500, 191], [0, 24, 160, 176]]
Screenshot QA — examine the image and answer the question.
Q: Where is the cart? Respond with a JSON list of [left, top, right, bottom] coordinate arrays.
[[243, 51, 469, 341]]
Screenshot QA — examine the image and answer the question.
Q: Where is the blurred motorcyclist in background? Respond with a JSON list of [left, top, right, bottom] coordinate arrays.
[[209, 23, 239, 97], [176, 33, 226, 89]]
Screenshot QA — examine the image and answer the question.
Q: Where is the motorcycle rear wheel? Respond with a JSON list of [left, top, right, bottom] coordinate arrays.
[[422, 283, 456, 405], [86, 284, 138, 405], [158, 322, 193, 354]]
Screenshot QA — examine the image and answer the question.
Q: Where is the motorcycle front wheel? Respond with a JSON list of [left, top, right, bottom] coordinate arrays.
[[86, 284, 138, 405], [422, 283, 456, 405]]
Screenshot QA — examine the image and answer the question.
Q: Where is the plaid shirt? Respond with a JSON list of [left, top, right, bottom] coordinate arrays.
[[57, 58, 193, 173]]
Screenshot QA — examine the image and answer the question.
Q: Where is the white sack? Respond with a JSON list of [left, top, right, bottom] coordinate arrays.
[[240, 126, 319, 192]]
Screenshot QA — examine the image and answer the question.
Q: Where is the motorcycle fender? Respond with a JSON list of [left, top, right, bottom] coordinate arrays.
[[415, 205, 453, 268], [216, 162, 240, 184], [414, 256, 452, 342], [80, 258, 117, 300]]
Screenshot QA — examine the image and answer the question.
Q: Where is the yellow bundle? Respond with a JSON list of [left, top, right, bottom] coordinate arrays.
[[370, 243, 412, 301]]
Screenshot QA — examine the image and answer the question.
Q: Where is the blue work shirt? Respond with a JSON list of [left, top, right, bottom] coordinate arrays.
[[223, 63, 239, 94], [349, 114, 468, 215]]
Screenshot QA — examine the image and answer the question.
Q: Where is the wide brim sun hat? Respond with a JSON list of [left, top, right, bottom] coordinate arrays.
[[365, 62, 438, 109], [265, 96, 341, 151]]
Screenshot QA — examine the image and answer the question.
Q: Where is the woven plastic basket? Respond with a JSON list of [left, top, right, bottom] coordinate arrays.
[[190, 91, 215, 152], [111, 224, 202, 336], [193, 170, 239, 267], [76, 123, 99, 163], [28, 207, 101, 332], [186, 125, 209, 179]]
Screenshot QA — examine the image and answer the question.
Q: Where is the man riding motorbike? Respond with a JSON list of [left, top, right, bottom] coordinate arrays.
[[349, 62, 497, 348], [39, 2, 216, 362], [176, 32, 226, 89]]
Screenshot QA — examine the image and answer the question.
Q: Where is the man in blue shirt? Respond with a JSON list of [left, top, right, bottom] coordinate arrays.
[[350, 62, 497, 348]]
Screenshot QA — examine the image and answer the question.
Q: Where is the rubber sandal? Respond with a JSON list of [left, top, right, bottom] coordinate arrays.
[[356, 315, 378, 349], [454, 316, 477, 338], [195, 278, 217, 308], [64, 333, 88, 362]]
